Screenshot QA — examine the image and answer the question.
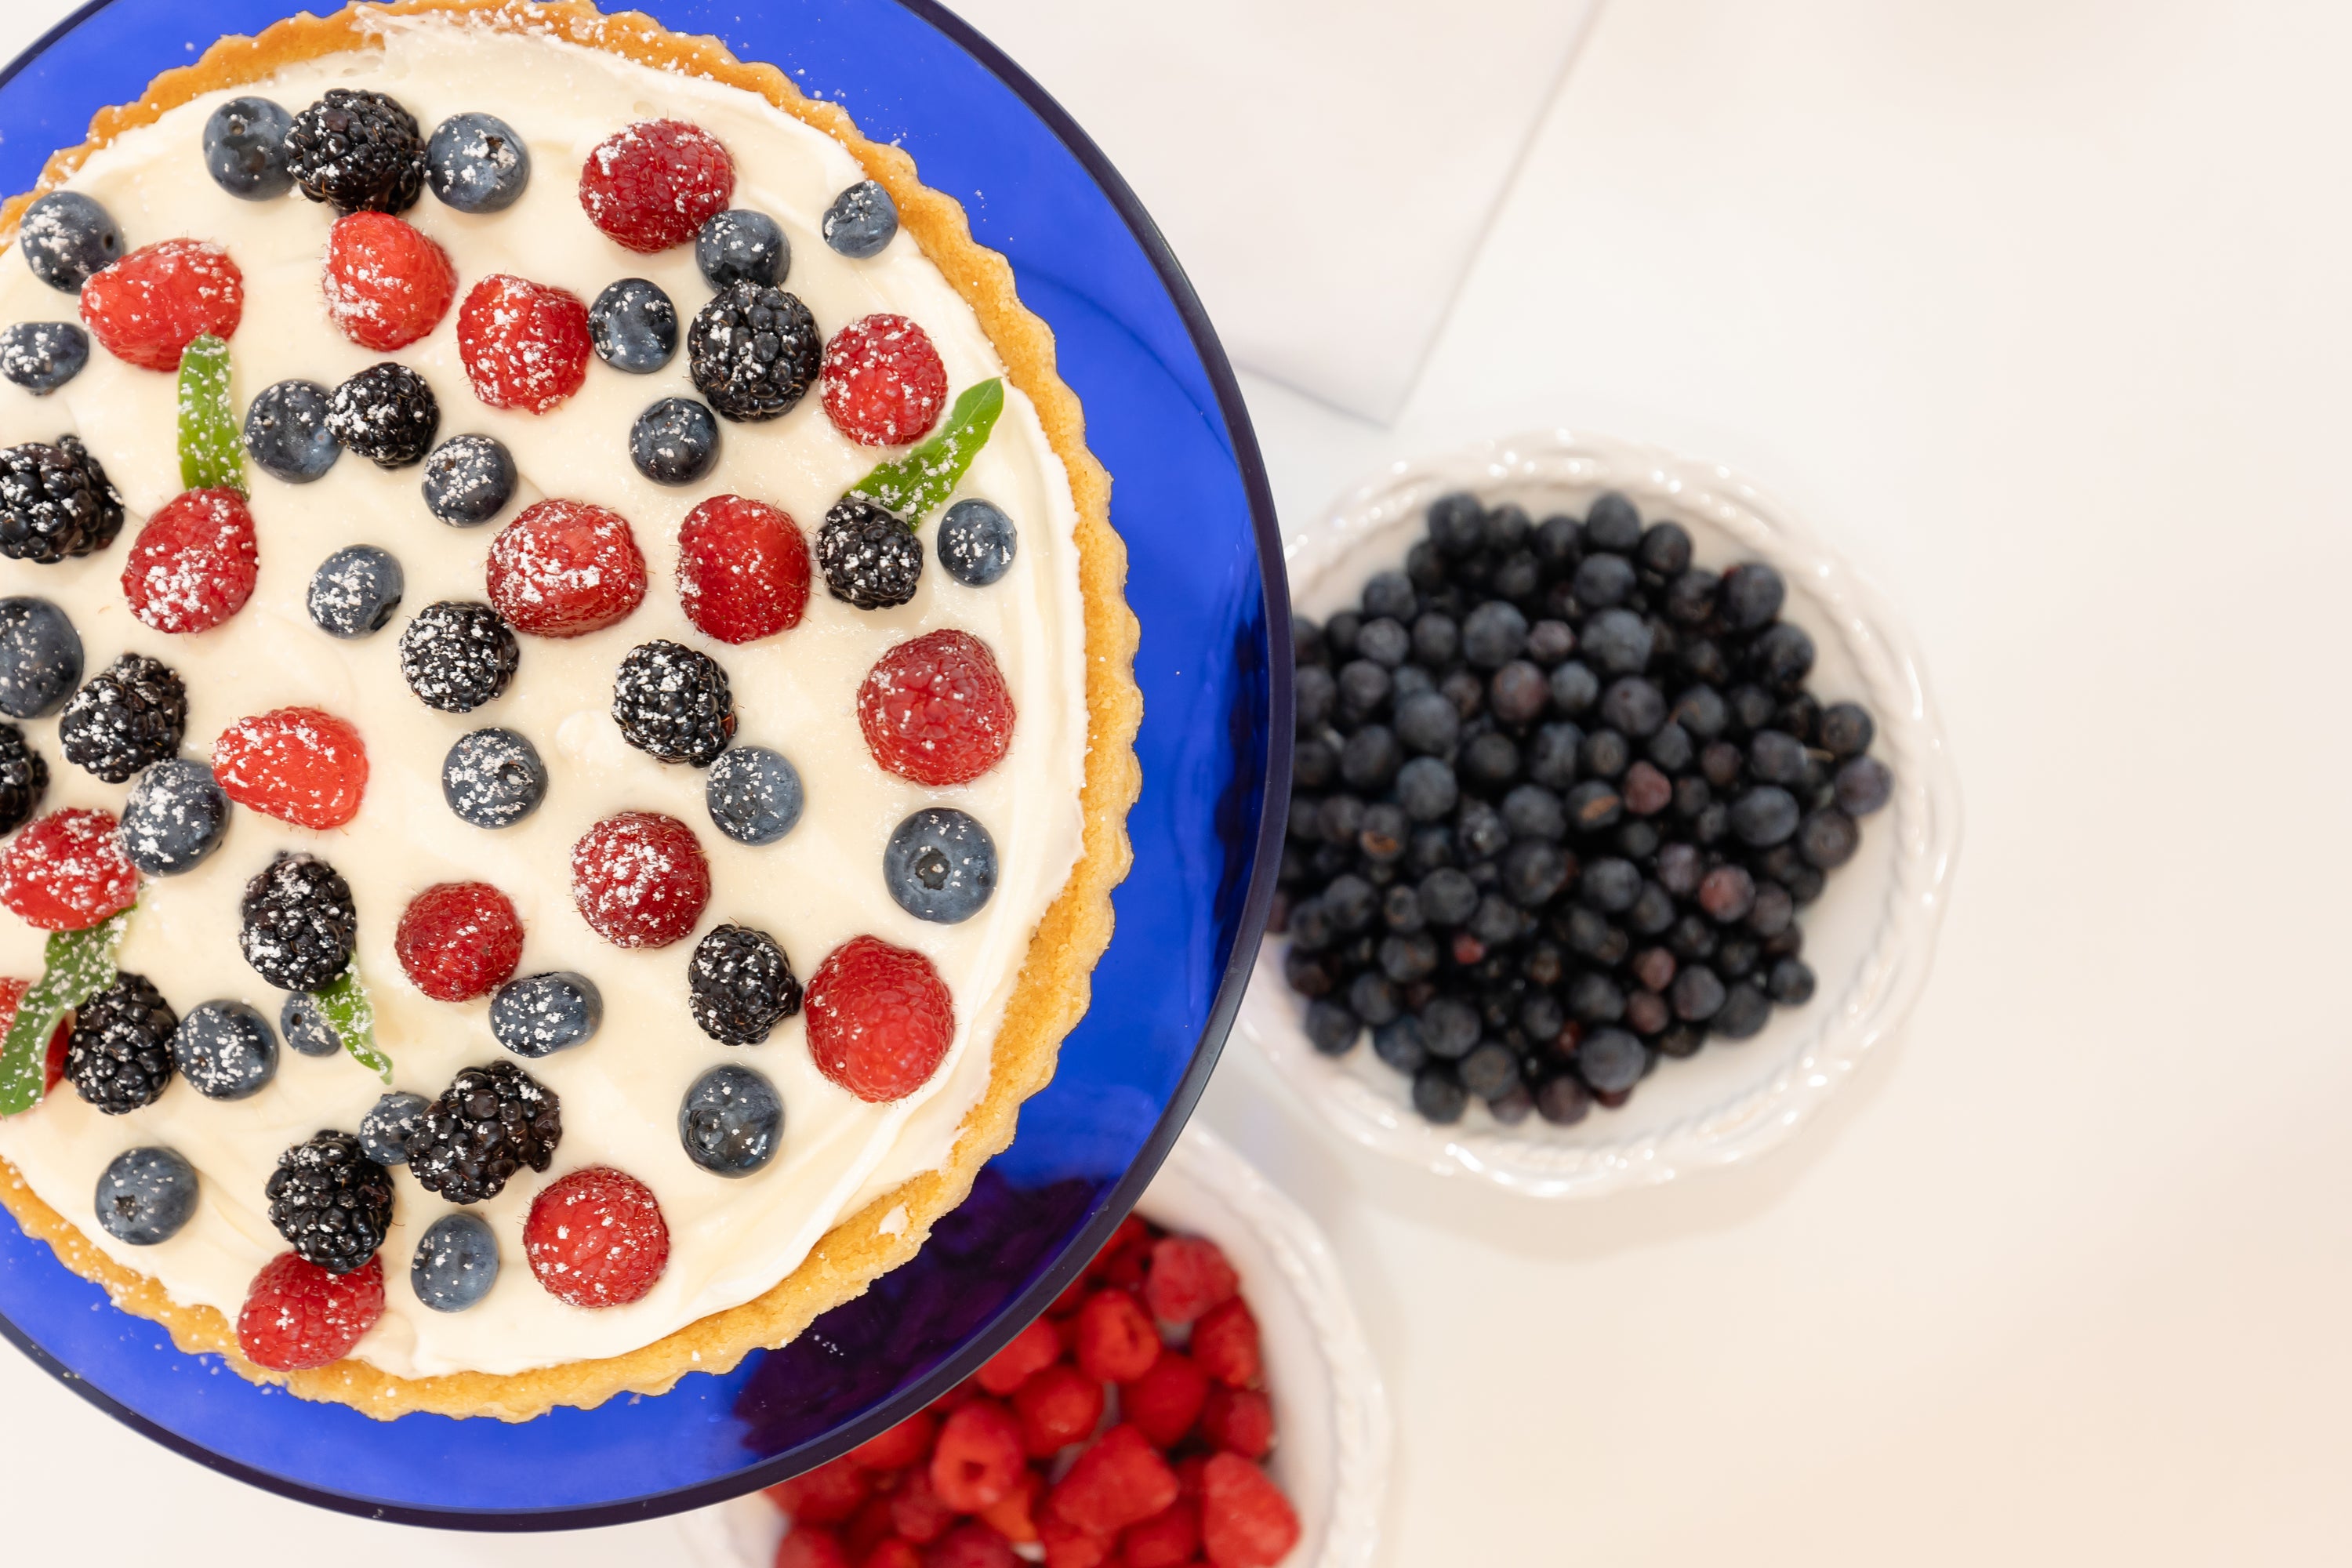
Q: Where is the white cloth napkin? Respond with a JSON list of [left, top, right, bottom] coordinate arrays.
[[947, 0, 1602, 420]]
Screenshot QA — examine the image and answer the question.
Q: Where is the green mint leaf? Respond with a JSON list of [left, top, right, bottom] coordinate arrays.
[[314, 965, 391, 1084], [848, 378, 1004, 523], [0, 913, 129, 1115], [177, 333, 243, 495]]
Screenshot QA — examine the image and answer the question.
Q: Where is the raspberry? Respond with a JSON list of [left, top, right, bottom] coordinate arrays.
[[862, 1540, 920, 1568], [1014, 1362, 1105, 1458], [1049, 1425, 1178, 1537], [487, 499, 646, 636], [524, 1165, 670, 1307], [457, 274, 592, 413], [579, 119, 735, 252], [1119, 1501, 1200, 1568], [771, 1454, 873, 1525], [1120, 1351, 1207, 1448], [1144, 1236, 1239, 1326], [1037, 1515, 1110, 1568], [924, 1523, 1015, 1568], [1198, 1387, 1273, 1460], [0, 978, 71, 1098], [844, 1496, 900, 1560], [395, 882, 523, 1001], [212, 706, 368, 829], [236, 1251, 383, 1372], [772, 1528, 851, 1568], [677, 495, 808, 643], [930, 1399, 1024, 1512], [858, 630, 1016, 787], [804, 935, 954, 1103], [889, 1465, 955, 1542], [1197, 1454, 1299, 1568], [0, 808, 137, 930], [78, 238, 243, 372], [1073, 1290, 1159, 1384], [975, 1316, 1061, 1396], [1189, 1298, 1262, 1389], [571, 811, 710, 948], [322, 211, 455, 350], [1085, 1218, 1152, 1288], [821, 314, 947, 447], [120, 487, 258, 633], [847, 1409, 937, 1472], [976, 1471, 1043, 1544]]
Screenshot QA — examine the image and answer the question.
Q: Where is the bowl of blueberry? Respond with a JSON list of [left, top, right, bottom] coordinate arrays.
[[1237, 431, 1960, 1197]]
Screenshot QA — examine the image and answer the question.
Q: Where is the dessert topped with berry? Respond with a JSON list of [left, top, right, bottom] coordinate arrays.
[[0, 3, 1135, 1420]]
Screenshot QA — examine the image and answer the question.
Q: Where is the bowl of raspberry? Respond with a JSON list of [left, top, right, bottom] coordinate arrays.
[[690, 1124, 1388, 1568], [1239, 431, 1960, 1198]]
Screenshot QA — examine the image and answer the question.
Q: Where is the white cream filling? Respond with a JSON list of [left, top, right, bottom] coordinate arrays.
[[0, 17, 1089, 1380]]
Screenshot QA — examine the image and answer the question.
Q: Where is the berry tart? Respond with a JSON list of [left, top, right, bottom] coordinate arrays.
[[0, 1, 1139, 1420]]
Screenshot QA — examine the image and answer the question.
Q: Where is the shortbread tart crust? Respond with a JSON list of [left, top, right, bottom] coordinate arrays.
[[0, 0, 1141, 1422]]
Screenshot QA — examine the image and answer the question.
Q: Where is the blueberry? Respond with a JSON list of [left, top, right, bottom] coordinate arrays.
[[587, 278, 679, 373], [1573, 554, 1638, 609], [1750, 622, 1815, 688], [822, 180, 898, 258], [169, 1000, 278, 1101], [1304, 998, 1360, 1054], [1699, 864, 1757, 922], [1372, 1016, 1427, 1073], [306, 545, 404, 638], [1339, 726, 1401, 793], [1577, 1026, 1647, 1093], [1461, 601, 1527, 669], [1455, 798, 1509, 861], [1426, 493, 1484, 556], [420, 433, 517, 524], [1459, 1040, 1521, 1101], [243, 379, 340, 483], [1501, 840, 1569, 906], [1673, 684, 1729, 739], [1412, 1064, 1468, 1123], [1548, 661, 1599, 715], [1489, 662, 1547, 724], [1730, 786, 1801, 847], [359, 1091, 429, 1164], [1411, 613, 1459, 665], [1720, 562, 1787, 630], [1323, 873, 1379, 931], [424, 111, 530, 213], [1395, 756, 1457, 826], [1294, 666, 1336, 731], [1714, 983, 1773, 1040], [202, 97, 294, 200], [121, 758, 229, 876], [280, 991, 341, 1058], [0, 322, 89, 394], [1584, 492, 1643, 552], [412, 1211, 499, 1312], [20, 192, 121, 291], [1671, 965, 1726, 1021], [1835, 756, 1893, 816], [438, 727, 546, 829], [1394, 691, 1460, 757], [1565, 780, 1622, 833], [1798, 808, 1860, 869], [1336, 659, 1391, 718], [884, 808, 998, 924], [1579, 728, 1630, 779], [1818, 702, 1875, 758], [0, 597, 82, 719], [932, 498, 1018, 587], [1417, 869, 1478, 927], [1582, 609, 1653, 676], [1639, 521, 1693, 575], [695, 209, 788, 288], [630, 397, 720, 485], [1601, 677, 1666, 737], [488, 971, 602, 1058], [706, 745, 804, 845], [1768, 958, 1817, 1006], [679, 1062, 785, 1177], [1526, 723, 1580, 789], [1535, 1074, 1591, 1125], [93, 1148, 198, 1245], [1354, 618, 1409, 668], [1501, 784, 1565, 840], [1748, 729, 1807, 786], [1461, 731, 1519, 789], [1666, 569, 1720, 624], [1581, 857, 1642, 913]]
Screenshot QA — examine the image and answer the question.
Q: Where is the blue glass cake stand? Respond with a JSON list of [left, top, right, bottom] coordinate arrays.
[[0, 0, 1288, 1529]]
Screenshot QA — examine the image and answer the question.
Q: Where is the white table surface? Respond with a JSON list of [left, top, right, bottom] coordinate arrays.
[[7, 2, 2351, 1563]]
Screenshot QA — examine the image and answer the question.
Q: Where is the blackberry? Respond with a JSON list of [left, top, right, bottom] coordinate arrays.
[[612, 640, 736, 765], [329, 362, 439, 468], [64, 973, 178, 1115], [688, 281, 822, 422], [399, 601, 518, 713], [265, 1131, 394, 1275], [238, 851, 358, 991], [688, 924, 801, 1045], [815, 497, 923, 609], [283, 89, 426, 213], [0, 723, 46, 835], [0, 435, 125, 564], [57, 653, 187, 782], [408, 1061, 561, 1206]]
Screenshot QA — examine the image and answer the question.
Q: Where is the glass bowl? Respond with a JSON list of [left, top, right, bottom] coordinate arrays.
[[1238, 430, 1959, 1198], [0, 0, 1289, 1526]]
